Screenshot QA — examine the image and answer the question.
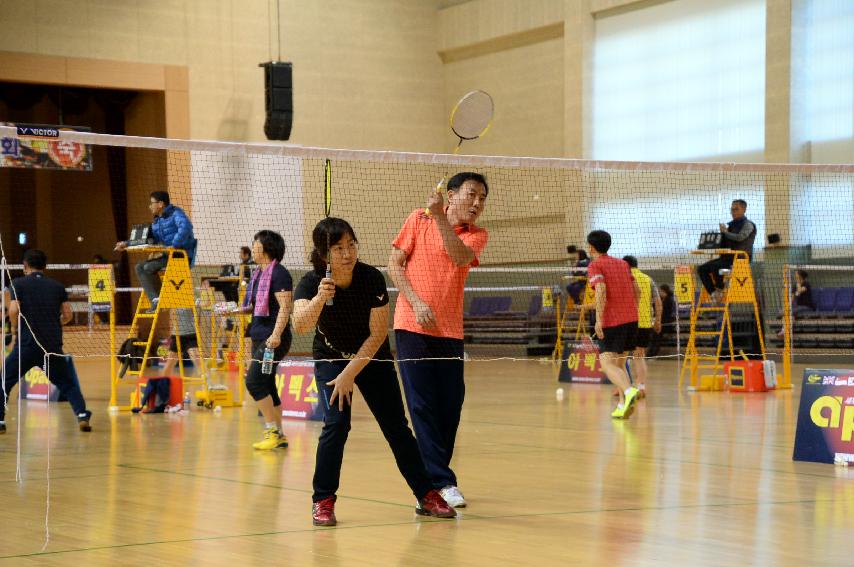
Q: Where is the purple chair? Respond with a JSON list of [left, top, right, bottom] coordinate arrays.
[[834, 288, 854, 317]]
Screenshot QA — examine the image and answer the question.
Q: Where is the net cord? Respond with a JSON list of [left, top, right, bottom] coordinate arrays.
[[2, 125, 853, 173]]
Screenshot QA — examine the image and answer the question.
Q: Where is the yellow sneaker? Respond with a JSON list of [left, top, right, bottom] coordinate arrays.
[[611, 404, 627, 419], [252, 428, 289, 450], [611, 387, 641, 420], [622, 387, 640, 418]]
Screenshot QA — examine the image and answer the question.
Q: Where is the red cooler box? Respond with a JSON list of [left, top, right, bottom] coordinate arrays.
[[725, 361, 768, 393]]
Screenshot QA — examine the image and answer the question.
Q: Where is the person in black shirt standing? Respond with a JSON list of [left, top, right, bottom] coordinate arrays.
[[292, 218, 455, 527], [243, 230, 293, 450], [2, 250, 92, 434]]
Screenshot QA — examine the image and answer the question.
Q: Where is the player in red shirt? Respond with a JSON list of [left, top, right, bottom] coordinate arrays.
[[586, 230, 641, 419]]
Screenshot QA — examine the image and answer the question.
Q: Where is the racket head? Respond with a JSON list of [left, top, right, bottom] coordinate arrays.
[[450, 90, 494, 141]]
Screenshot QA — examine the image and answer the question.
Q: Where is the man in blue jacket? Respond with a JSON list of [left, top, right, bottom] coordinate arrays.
[[116, 191, 197, 309]]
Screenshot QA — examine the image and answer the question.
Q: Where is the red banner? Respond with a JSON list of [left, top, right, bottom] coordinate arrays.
[[558, 339, 608, 383], [276, 359, 323, 421], [2, 123, 92, 171]]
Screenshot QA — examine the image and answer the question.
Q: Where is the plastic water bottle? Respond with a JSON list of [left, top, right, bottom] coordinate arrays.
[[262, 347, 275, 374], [182, 392, 190, 411]]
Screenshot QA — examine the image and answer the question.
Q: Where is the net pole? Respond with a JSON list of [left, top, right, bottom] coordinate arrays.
[[1, 255, 6, 418], [108, 275, 118, 410], [674, 269, 682, 385], [782, 264, 792, 388]]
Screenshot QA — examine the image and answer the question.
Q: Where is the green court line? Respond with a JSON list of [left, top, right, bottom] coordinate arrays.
[[496, 440, 841, 481], [116, 463, 488, 520], [0, 469, 145, 484], [0, 496, 831, 560]]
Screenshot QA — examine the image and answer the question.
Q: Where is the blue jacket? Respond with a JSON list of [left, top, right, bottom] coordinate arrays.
[[152, 205, 197, 264]]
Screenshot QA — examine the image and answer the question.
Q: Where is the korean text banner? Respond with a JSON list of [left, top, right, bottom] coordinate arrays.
[[1, 123, 92, 171]]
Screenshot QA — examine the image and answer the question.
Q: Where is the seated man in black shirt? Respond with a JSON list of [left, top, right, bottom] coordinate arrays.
[[2, 250, 92, 434], [697, 199, 757, 302]]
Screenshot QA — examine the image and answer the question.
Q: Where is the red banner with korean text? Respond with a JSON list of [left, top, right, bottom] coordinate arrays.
[[2, 123, 92, 171], [276, 359, 323, 421], [558, 339, 609, 384]]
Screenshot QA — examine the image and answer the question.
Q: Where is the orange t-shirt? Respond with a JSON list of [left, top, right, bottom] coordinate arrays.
[[392, 209, 489, 339]]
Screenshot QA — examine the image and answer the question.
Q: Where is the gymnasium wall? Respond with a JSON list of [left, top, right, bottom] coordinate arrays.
[[0, 0, 447, 152], [2, 0, 852, 270]]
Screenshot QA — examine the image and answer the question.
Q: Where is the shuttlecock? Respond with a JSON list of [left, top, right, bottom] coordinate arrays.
[[555, 387, 564, 400], [76, 235, 84, 242], [213, 405, 222, 413]]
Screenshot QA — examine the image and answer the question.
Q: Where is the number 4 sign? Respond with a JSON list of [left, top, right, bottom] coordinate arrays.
[[88, 264, 114, 311]]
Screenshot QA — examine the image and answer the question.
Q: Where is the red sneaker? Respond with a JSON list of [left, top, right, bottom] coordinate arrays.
[[416, 489, 457, 518], [312, 496, 337, 526]]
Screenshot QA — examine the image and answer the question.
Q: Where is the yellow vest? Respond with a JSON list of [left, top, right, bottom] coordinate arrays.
[[631, 267, 655, 329]]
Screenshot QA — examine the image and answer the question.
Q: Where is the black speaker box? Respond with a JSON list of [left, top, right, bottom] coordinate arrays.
[[260, 61, 293, 140]]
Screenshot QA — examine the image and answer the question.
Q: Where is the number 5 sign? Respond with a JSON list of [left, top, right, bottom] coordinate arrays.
[[88, 264, 115, 312], [674, 266, 694, 305]]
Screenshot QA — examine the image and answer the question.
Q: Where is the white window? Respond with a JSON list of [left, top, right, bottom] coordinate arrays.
[[792, 1, 854, 257], [591, 0, 766, 162], [799, 0, 854, 146], [589, 172, 765, 260]]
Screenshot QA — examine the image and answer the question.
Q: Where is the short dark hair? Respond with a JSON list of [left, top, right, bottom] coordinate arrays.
[[23, 249, 47, 270], [623, 255, 638, 268], [447, 172, 489, 196], [586, 230, 611, 254], [577, 250, 588, 261], [659, 283, 673, 296], [240, 246, 251, 257], [310, 217, 358, 273], [795, 269, 809, 280], [150, 191, 170, 206], [733, 199, 747, 209], [253, 230, 286, 263]]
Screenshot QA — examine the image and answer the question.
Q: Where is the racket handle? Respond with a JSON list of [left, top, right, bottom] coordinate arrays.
[[325, 268, 333, 306], [425, 176, 447, 216]]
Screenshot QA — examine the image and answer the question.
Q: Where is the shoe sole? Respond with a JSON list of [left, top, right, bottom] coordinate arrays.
[[79, 422, 92, 432], [415, 507, 457, 518], [312, 519, 337, 526]]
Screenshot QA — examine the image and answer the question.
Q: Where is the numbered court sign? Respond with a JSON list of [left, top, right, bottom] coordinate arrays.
[[88, 264, 114, 313], [674, 265, 694, 305]]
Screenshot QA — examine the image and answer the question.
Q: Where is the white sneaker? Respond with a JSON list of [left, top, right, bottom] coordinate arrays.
[[439, 485, 466, 508]]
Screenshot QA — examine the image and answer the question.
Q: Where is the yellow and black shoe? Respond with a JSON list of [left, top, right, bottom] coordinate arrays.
[[252, 427, 288, 450]]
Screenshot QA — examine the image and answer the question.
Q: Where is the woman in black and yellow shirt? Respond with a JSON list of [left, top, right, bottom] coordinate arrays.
[[292, 217, 455, 527]]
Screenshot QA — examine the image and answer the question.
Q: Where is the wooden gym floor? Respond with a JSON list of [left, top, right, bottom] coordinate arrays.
[[2, 358, 854, 566]]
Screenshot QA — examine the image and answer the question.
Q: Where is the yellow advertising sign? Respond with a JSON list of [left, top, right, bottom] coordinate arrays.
[[674, 266, 694, 305], [582, 283, 596, 306], [159, 254, 196, 309], [726, 257, 757, 304]]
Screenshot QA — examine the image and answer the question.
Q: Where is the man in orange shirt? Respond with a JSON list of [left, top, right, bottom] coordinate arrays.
[[388, 172, 489, 509]]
